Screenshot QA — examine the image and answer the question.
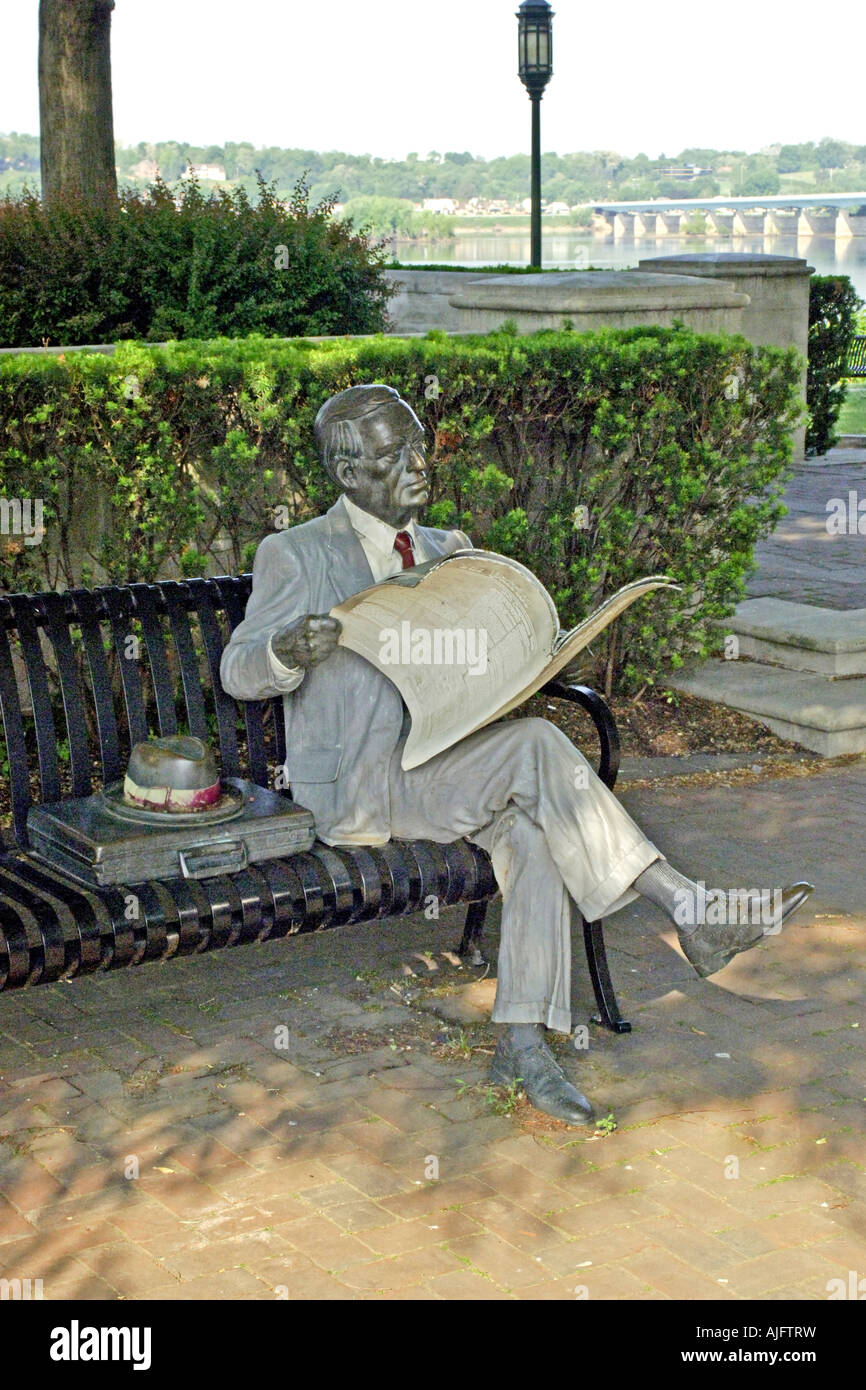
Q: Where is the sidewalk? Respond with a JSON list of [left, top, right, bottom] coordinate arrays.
[[746, 446, 866, 608], [1, 448, 864, 1302], [1, 758, 863, 1301]]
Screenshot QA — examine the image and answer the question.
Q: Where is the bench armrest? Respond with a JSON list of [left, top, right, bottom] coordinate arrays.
[[540, 681, 621, 791]]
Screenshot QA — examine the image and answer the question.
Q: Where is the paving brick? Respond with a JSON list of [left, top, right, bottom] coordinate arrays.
[[358, 1209, 482, 1256], [152, 1266, 270, 1300], [0, 1200, 37, 1242], [539, 1224, 658, 1272], [548, 1192, 663, 1239], [722, 1247, 839, 1297], [279, 1214, 386, 1270], [319, 1199, 398, 1233], [159, 1230, 289, 1281], [78, 1241, 180, 1296], [40, 1260, 122, 1301], [342, 1246, 457, 1291], [460, 1196, 566, 1252], [621, 1249, 737, 1300], [446, 1232, 551, 1289], [423, 1268, 509, 1299], [322, 1153, 416, 1198], [377, 1175, 496, 1220]]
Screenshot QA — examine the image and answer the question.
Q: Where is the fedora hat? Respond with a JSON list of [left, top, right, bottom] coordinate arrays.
[[101, 735, 244, 825]]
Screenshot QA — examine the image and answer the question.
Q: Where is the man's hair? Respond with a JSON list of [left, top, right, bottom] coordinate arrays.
[[314, 384, 404, 484]]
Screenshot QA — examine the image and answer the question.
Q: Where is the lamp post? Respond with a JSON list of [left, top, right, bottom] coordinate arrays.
[[516, 0, 554, 269]]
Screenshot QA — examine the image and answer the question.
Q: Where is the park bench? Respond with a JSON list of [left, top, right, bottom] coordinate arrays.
[[845, 335, 866, 379], [0, 575, 630, 1033]]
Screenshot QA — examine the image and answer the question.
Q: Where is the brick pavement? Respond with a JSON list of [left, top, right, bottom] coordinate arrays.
[[746, 446, 866, 609], [1, 761, 863, 1301]]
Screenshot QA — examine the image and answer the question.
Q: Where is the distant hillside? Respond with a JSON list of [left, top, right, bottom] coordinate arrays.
[[2, 133, 865, 206]]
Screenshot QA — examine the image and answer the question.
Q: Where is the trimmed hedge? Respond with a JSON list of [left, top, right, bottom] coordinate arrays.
[[0, 177, 392, 347], [0, 325, 801, 693], [806, 274, 864, 455]]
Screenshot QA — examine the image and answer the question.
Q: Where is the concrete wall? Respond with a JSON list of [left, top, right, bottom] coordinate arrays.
[[637, 253, 812, 459], [384, 269, 491, 333], [439, 270, 749, 336]]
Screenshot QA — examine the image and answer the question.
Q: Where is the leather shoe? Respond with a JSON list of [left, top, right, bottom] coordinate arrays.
[[489, 1029, 595, 1126], [679, 882, 814, 978]]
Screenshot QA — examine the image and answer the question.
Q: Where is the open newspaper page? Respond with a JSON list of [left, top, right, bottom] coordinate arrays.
[[331, 549, 675, 771]]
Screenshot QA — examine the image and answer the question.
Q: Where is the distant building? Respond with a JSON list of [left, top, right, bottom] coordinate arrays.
[[544, 201, 571, 215], [657, 164, 714, 182], [184, 163, 227, 182], [130, 158, 159, 181], [422, 198, 457, 214]]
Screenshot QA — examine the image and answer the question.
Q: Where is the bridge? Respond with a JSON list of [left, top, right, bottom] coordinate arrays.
[[590, 193, 866, 239]]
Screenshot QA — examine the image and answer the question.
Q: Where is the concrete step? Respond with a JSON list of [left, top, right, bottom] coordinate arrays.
[[719, 598, 866, 676], [670, 659, 866, 757]]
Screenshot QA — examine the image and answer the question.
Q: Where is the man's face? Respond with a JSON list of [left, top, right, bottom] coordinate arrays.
[[339, 400, 429, 527]]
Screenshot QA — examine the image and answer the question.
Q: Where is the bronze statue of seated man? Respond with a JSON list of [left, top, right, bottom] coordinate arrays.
[[220, 384, 813, 1126]]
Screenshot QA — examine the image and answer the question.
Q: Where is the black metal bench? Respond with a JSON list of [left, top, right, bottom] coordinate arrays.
[[844, 335, 866, 378], [0, 576, 630, 1032]]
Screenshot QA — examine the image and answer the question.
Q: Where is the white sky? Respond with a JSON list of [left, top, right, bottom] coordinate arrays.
[[1, 0, 863, 159]]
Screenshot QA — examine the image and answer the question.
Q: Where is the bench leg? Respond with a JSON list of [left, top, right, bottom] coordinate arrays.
[[457, 899, 488, 967], [583, 916, 632, 1034]]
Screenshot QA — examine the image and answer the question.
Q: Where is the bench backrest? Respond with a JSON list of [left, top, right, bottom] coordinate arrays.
[[0, 575, 280, 851], [847, 335, 866, 378]]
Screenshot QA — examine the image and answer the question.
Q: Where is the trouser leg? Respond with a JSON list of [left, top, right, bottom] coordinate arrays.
[[388, 717, 661, 923], [471, 806, 574, 1033]]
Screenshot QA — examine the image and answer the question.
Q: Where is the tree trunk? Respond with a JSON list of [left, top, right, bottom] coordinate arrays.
[[39, 0, 117, 206]]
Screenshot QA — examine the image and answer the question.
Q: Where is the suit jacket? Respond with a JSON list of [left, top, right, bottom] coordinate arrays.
[[220, 495, 472, 845]]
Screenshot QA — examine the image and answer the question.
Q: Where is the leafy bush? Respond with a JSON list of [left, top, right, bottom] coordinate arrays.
[[806, 274, 864, 454], [0, 176, 393, 347], [0, 325, 800, 693]]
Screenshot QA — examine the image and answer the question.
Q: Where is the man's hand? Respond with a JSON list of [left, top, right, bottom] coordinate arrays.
[[272, 615, 342, 670], [557, 658, 589, 685]]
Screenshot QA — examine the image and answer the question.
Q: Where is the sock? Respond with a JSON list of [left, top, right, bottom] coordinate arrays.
[[632, 859, 705, 934], [505, 1022, 544, 1047]]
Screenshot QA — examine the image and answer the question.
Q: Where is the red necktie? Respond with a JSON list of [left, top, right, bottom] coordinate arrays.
[[394, 531, 415, 569]]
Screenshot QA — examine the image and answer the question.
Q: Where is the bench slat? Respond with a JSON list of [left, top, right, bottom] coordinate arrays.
[[162, 581, 210, 742], [103, 588, 149, 748], [71, 589, 124, 785], [129, 584, 178, 737], [185, 578, 243, 778], [42, 591, 93, 799], [8, 596, 62, 805], [0, 618, 35, 848], [211, 576, 269, 787]]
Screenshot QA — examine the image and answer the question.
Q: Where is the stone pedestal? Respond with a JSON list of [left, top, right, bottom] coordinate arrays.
[[446, 270, 749, 335]]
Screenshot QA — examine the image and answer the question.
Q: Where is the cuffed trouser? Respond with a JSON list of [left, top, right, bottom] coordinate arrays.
[[387, 718, 662, 1034]]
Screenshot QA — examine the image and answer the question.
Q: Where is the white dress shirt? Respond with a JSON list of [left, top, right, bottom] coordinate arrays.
[[265, 496, 428, 691]]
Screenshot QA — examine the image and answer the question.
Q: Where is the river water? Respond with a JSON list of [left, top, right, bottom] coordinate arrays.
[[395, 231, 866, 304]]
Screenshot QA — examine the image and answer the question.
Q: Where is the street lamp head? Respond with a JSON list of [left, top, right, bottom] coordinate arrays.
[[517, 0, 554, 98]]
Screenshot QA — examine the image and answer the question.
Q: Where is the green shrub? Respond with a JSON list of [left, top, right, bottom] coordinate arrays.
[[0, 325, 801, 693], [806, 274, 864, 454], [0, 176, 393, 347]]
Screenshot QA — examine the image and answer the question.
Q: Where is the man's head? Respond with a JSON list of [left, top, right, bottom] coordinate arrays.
[[314, 384, 429, 528]]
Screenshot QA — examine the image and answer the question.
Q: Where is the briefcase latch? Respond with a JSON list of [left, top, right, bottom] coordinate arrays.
[[178, 840, 248, 880]]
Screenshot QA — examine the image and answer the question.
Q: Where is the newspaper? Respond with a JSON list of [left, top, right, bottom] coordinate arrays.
[[331, 549, 677, 771]]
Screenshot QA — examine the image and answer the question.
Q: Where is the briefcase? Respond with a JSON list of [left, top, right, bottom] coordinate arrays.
[[27, 778, 317, 888]]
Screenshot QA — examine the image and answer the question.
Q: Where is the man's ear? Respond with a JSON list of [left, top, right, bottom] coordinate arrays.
[[333, 457, 359, 490]]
